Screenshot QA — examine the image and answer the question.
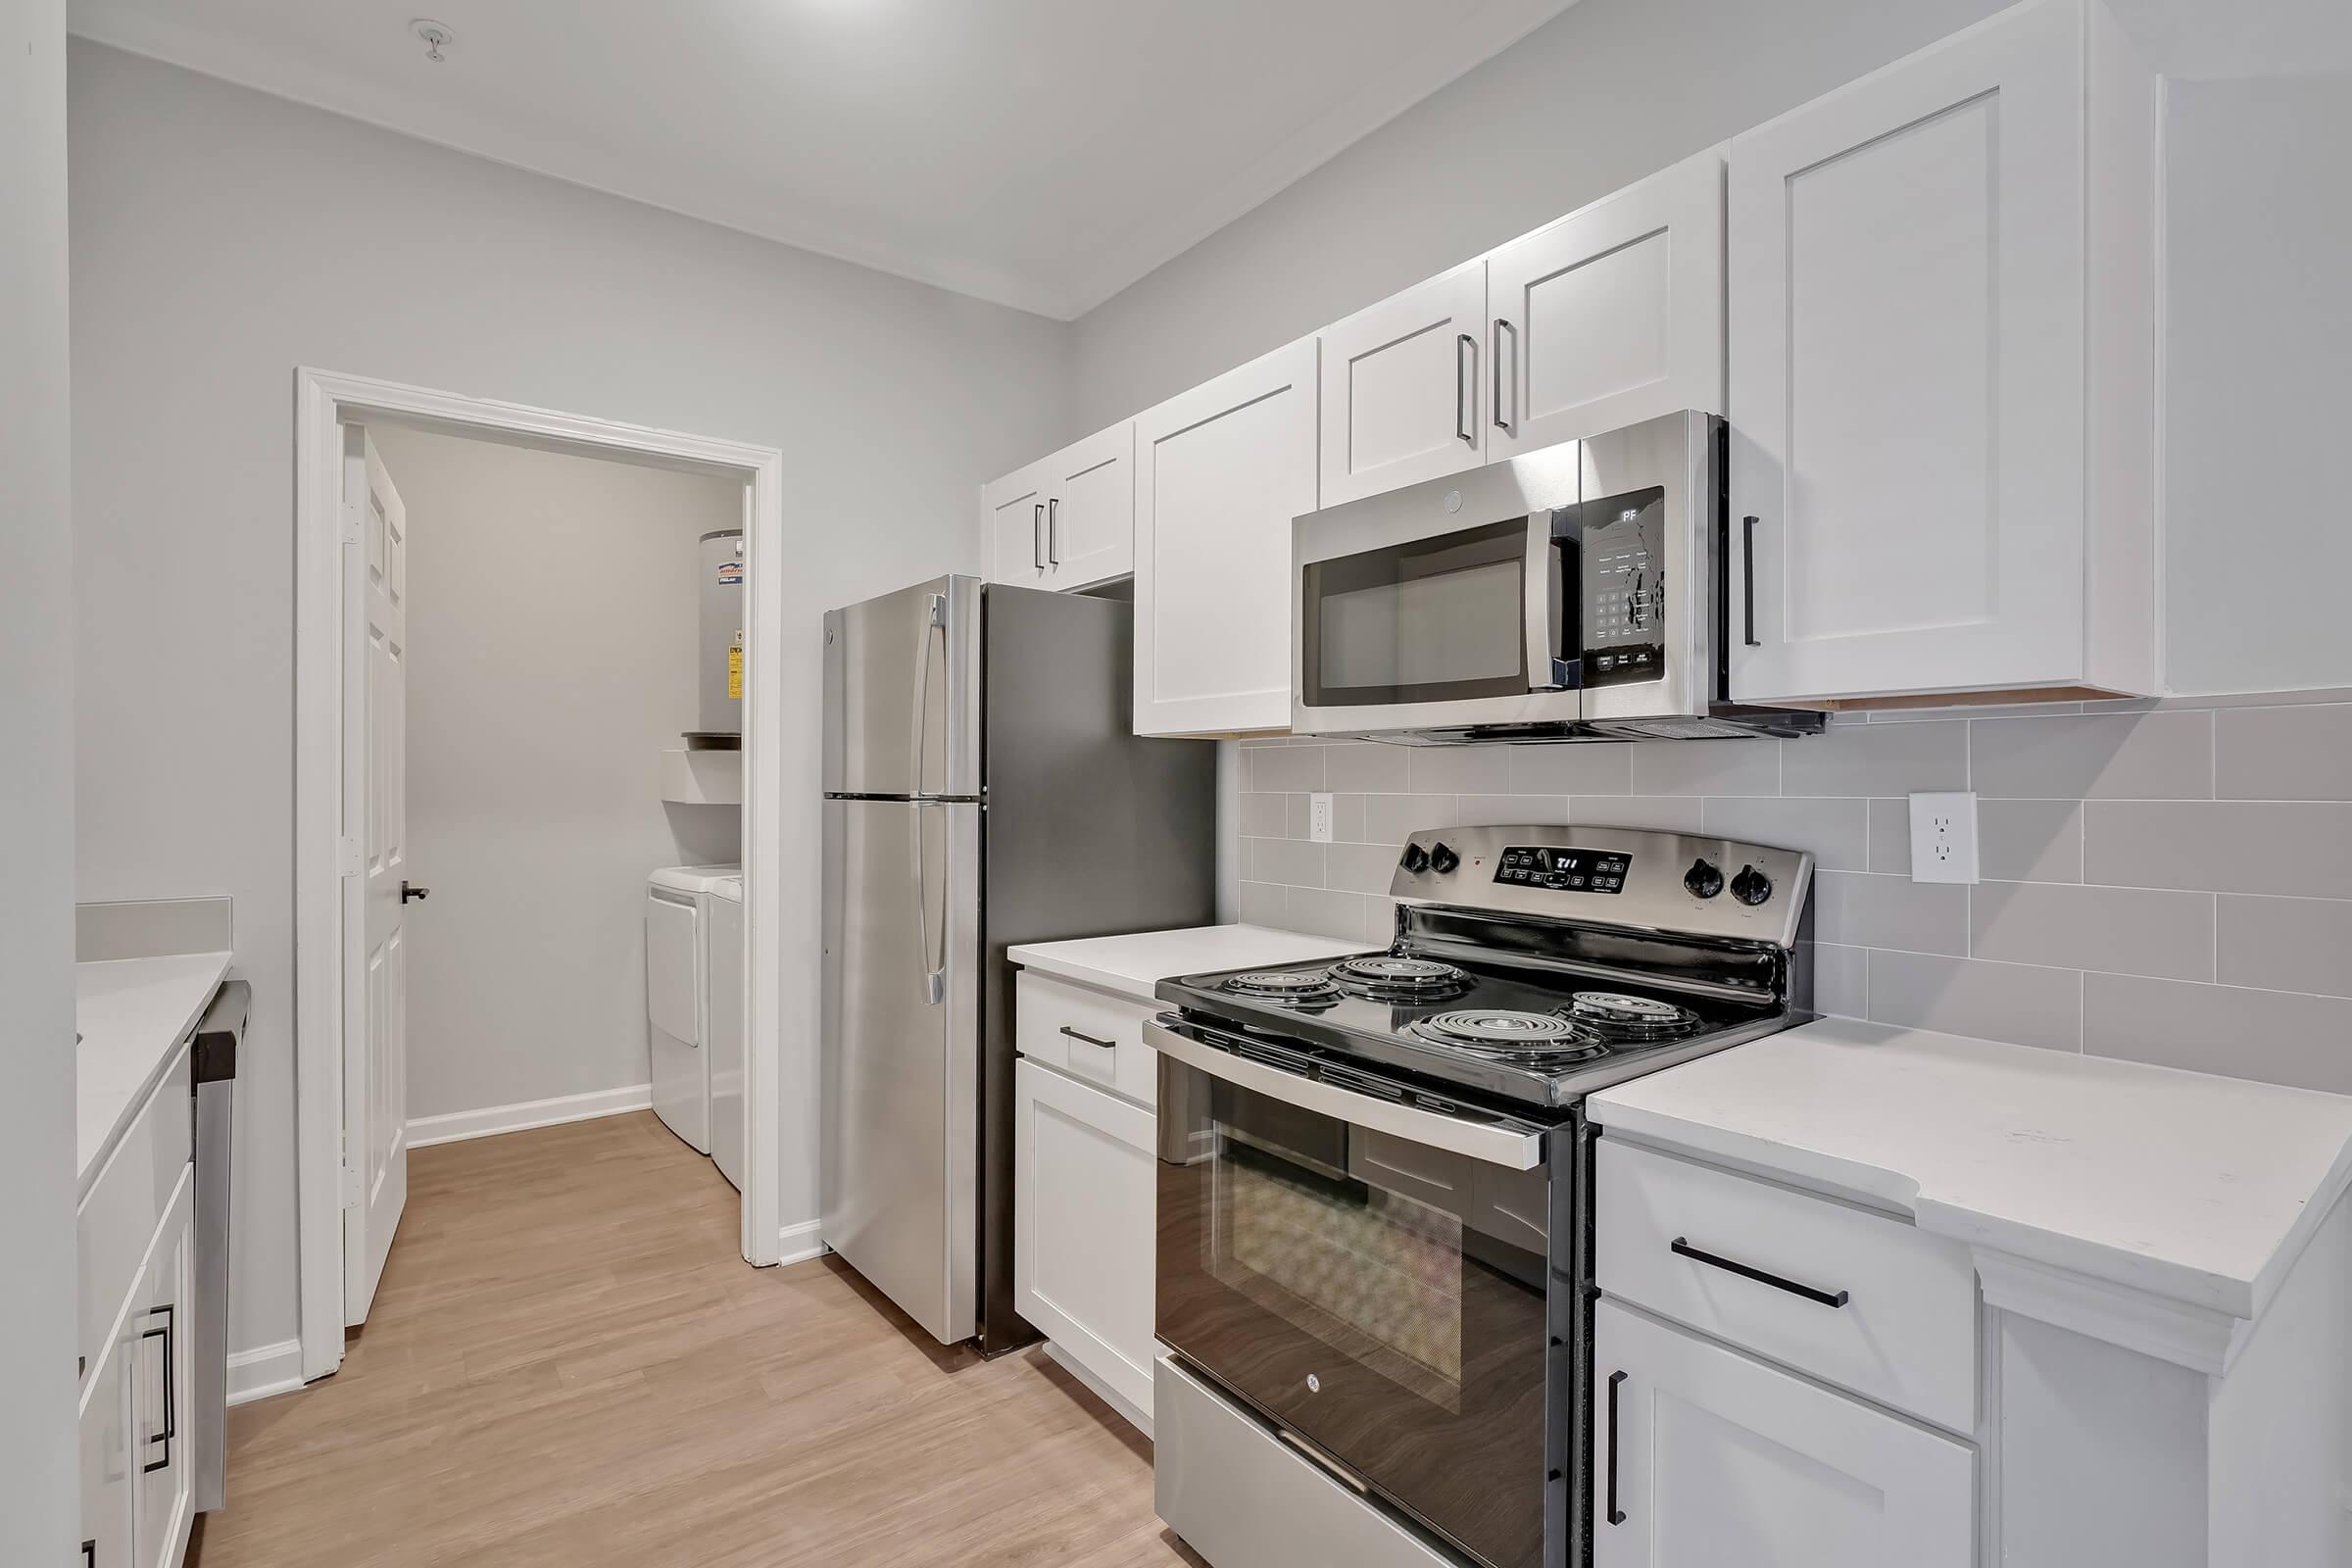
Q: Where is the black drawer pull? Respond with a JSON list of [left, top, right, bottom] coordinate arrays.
[[1672, 1237, 1848, 1308], [1057, 1025, 1115, 1051], [1605, 1370, 1627, 1526], [83, 1542, 96, 1566], [141, 1302, 176, 1474]]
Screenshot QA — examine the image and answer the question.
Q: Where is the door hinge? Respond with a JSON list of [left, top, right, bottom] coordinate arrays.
[[341, 1163, 362, 1209], [338, 835, 362, 877]]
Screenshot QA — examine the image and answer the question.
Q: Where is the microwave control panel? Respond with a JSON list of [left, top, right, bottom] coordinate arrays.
[[1581, 485, 1667, 687], [1494, 846, 1631, 894]]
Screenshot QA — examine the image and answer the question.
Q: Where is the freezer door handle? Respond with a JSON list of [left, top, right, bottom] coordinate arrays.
[[909, 592, 945, 796], [911, 801, 947, 1004]]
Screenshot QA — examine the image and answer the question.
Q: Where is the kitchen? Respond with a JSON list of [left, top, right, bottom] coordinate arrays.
[[8, 0, 2351, 1564]]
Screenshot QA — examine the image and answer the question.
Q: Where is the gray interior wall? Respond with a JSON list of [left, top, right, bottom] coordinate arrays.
[[1, 0, 78, 1552], [68, 40, 1074, 1363], [366, 425, 744, 1126], [1068, 0, 2352, 699]]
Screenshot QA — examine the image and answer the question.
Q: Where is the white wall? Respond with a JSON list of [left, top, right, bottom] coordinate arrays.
[[366, 425, 744, 1125], [0, 0, 79, 1553], [69, 40, 1073, 1363], [1067, 0, 2352, 697]]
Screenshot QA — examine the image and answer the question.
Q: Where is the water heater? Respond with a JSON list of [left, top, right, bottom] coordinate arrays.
[[695, 529, 744, 744]]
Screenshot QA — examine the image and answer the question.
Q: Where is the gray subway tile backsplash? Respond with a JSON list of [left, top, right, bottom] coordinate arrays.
[[1221, 698, 2352, 1089]]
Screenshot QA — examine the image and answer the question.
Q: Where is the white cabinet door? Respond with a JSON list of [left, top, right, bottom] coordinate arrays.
[[1013, 1058, 1156, 1425], [1133, 336, 1319, 735], [133, 1174, 196, 1568], [1318, 260, 1487, 506], [1593, 1299, 1974, 1568], [982, 460, 1051, 587], [79, 1305, 137, 1568], [1488, 148, 1725, 457], [1039, 421, 1135, 590], [1726, 0, 2103, 704]]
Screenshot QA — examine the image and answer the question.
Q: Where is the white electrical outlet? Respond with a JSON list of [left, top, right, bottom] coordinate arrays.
[[1908, 791, 1979, 884], [1309, 792, 1334, 844]]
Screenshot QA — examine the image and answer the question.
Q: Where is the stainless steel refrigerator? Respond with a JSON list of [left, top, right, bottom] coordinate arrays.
[[820, 574, 1215, 1352]]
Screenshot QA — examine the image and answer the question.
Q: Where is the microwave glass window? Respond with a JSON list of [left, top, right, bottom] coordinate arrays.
[[1581, 485, 1667, 688], [1301, 518, 1534, 707]]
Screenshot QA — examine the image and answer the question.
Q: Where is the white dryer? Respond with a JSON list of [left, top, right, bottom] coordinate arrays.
[[646, 863, 739, 1154], [708, 873, 745, 1191]]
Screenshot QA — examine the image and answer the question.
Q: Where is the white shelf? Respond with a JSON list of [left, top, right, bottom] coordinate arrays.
[[660, 748, 741, 807]]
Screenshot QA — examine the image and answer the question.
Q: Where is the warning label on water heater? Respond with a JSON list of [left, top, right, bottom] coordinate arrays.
[[728, 643, 744, 700], [717, 558, 743, 586]]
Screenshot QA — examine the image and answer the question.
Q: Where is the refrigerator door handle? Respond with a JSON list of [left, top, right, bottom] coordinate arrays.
[[911, 801, 947, 1004], [910, 592, 946, 797]]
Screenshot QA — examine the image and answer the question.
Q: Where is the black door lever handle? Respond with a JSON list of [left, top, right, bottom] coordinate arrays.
[[401, 881, 430, 903]]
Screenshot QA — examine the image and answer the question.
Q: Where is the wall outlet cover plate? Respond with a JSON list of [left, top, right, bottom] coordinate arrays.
[[1909, 791, 1979, 884]]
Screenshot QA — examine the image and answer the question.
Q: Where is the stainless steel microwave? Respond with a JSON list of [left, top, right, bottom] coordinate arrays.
[[1291, 411, 1821, 743]]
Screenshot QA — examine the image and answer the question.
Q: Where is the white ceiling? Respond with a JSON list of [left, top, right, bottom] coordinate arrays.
[[68, 0, 1577, 318]]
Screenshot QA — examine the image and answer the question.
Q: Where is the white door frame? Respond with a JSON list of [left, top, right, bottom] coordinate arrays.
[[294, 368, 786, 1383]]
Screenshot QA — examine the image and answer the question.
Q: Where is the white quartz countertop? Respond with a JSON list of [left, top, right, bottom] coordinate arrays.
[[1589, 1015, 2352, 1324], [77, 952, 230, 1196], [1008, 924, 1369, 1005]]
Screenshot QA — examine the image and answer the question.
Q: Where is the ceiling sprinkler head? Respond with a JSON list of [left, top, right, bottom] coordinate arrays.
[[410, 19, 454, 63]]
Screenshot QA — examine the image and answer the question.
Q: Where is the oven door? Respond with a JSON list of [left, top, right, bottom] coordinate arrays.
[[1152, 1020, 1566, 1568], [1292, 441, 1584, 737]]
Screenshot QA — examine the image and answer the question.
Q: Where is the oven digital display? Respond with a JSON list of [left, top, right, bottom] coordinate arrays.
[[1494, 846, 1630, 893]]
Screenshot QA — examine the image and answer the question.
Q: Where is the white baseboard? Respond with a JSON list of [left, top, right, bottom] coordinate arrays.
[[777, 1218, 827, 1266], [226, 1339, 306, 1406], [407, 1083, 653, 1150]]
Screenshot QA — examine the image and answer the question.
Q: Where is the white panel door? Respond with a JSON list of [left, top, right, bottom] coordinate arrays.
[[1726, 0, 2085, 704], [133, 1174, 196, 1568], [1040, 420, 1135, 590], [1318, 260, 1486, 505], [1593, 1300, 1975, 1568], [1133, 336, 1319, 735], [1013, 1058, 1156, 1423], [346, 426, 411, 1326], [79, 1298, 137, 1568], [1489, 148, 1725, 457], [982, 459, 1050, 587]]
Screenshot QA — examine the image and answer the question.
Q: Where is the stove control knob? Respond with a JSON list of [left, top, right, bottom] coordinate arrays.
[[1731, 864, 1773, 906], [1399, 843, 1431, 874], [1683, 858, 1725, 899], [1429, 842, 1461, 875]]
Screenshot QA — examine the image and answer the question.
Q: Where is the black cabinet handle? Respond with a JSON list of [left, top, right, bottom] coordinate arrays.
[[1058, 1025, 1115, 1051], [1605, 1369, 1627, 1526], [1672, 1236, 1848, 1308], [83, 1542, 96, 1566], [1740, 515, 1761, 647], [141, 1303, 176, 1475]]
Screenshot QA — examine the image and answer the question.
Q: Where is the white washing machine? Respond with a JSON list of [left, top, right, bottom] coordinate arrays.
[[646, 863, 739, 1154], [708, 873, 745, 1191]]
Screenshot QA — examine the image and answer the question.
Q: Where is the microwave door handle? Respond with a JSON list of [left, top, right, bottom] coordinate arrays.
[[1148, 1022, 1546, 1170], [1525, 505, 1581, 692]]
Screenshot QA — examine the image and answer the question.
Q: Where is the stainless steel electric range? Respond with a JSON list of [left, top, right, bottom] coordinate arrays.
[[1148, 824, 1815, 1568]]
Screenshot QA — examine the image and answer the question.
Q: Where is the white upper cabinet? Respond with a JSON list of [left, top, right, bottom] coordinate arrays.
[[1134, 337, 1319, 735], [1318, 260, 1487, 506], [1488, 148, 1726, 457], [981, 420, 1136, 592], [1727, 0, 2157, 706]]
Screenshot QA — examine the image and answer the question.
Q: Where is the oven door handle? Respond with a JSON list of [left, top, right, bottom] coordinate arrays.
[[1148, 1022, 1546, 1170]]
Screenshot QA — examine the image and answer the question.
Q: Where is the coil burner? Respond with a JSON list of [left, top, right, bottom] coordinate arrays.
[[1565, 990, 1704, 1042], [1327, 955, 1470, 1001], [1221, 969, 1341, 1006]]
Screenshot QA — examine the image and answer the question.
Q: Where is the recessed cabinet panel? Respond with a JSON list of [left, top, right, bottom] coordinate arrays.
[[1013, 1058, 1157, 1423], [1593, 1300, 1975, 1568], [80, 1319, 136, 1568], [1727, 0, 2151, 704], [1319, 262, 1486, 506], [983, 463, 1050, 586], [1041, 421, 1135, 590], [1134, 337, 1319, 735], [1490, 147, 1726, 456]]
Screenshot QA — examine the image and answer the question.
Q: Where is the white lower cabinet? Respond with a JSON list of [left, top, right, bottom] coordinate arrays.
[[1013, 1054, 1158, 1432], [81, 1163, 197, 1568], [1592, 1298, 1975, 1568]]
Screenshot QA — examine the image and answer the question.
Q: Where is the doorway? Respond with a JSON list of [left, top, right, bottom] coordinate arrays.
[[293, 369, 786, 1384]]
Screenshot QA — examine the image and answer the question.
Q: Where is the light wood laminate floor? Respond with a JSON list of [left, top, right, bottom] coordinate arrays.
[[195, 1112, 1197, 1567]]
